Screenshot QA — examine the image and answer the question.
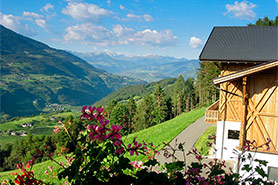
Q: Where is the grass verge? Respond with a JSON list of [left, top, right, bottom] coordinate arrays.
[[124, 107, 206, 161], [194, 125, 216, 156]]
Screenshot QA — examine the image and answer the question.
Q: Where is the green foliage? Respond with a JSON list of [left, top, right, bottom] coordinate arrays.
[[196, 62, 220, 106], [248, 16, 278, 26], [94, 78, 176, 106], [173, 75, 186, 116], [133, 95, 155, 131]]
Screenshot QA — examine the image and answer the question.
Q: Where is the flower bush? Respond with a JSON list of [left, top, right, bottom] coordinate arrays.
[[3, 106, 276, 185]]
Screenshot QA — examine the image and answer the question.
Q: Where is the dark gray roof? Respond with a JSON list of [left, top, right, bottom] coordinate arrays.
[[199, 26, 278, 62]]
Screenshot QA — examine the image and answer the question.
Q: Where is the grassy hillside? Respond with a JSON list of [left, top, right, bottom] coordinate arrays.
[[0, 25, 143, 117], [0, 108, 205, 183], [0, 111, 79, 146], [95, 78, 176, 106]]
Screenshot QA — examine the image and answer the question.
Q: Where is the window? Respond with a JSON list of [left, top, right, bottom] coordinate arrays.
[[227, 130, 240, 140], [268, 166, 278, 181]]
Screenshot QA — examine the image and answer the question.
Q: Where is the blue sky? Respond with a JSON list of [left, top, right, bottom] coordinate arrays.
[[1, 0, 277, 59]]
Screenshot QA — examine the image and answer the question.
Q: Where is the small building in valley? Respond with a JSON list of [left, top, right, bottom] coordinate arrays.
[[199, 26, 278, 180]]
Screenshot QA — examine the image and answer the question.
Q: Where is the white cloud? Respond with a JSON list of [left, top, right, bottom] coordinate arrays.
[[0, 12, 37, 36], [126, 13, 141, 20], [62, 2, 112, 21], [143, 14, 153, 22], [63, 23, 177, 47], [23, 11, 43, 19], [120, 5, 125, 10], [131, 29, 177, 46], [225, 1, 256, 20], [35, 19, 47, 29], [40, 3, 54, 13], [189, 36, 202, 48], [276, 0, 278, 3], [113, 26, 178, 46], [64, 23, 112, 46], [112, 24, 133, 37], [126, 13, 154, 22]]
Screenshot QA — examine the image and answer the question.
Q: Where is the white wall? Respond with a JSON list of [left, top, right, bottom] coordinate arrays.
[[215, 121, 278, 181], [215, 121, 241, 161], [238, 151, 278, 182]]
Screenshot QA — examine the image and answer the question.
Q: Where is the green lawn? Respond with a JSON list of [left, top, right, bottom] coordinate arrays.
[[0, 107, 206, 183], [124, 107, 206, 161], [194, 126, 217, 156]]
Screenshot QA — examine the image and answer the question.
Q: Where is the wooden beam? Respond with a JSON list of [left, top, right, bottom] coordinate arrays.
[[240, 76, 248, 148], [213, 60, 278, 85]]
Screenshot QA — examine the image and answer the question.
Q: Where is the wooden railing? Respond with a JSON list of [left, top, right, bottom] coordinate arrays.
[[205, 100, 219, 124]]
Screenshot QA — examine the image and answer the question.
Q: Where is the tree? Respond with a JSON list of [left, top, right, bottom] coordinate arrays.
[[248, 16, 278, 26], [184, 78, 195, 112], [127, 96, 137, 125], [134, 95, 154, 131], [106, 100, 117, 119], [172, 75, 186, 117], [152, 85, 168, 124], [195, 62, 220, 106]]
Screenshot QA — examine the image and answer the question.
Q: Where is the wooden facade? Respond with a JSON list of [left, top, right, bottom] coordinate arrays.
[[214, 61, 278, 154]]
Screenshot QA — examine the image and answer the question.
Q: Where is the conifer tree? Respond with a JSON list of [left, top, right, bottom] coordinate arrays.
[[134, 95, 154, 131], [152, 85, 167, 124], [127, 96, 137, 125], [173, 75, 186, 117]]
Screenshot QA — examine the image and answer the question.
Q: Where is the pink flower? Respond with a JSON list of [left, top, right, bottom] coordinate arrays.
[[54, 126, 60, 134], [48, 166, 53, 172], [130, 161, 143, 169], [108, 125, 122, 140], [81, 106, 96, 120]]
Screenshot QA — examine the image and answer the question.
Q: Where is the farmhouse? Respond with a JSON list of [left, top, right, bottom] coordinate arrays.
[[199, 26, 278, 179]]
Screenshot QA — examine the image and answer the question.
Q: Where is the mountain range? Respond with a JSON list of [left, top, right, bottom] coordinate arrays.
[[0, 25, 143, 117], [73, 52, 199, 82]]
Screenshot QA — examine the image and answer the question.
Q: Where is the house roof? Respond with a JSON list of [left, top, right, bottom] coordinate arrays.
[[213, 60, 278, 85], [199, 27, 278, 62]]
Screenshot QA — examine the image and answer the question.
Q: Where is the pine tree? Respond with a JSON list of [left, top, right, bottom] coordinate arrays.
[[152, 85, 167, 124], [134, 95, 154, 131], [196, 62, 220, 106], [127, 96, 137, 127], [173, 75, 186, 117]]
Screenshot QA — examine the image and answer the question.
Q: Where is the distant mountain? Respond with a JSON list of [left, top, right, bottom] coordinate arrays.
[[94, 78, 177, 106], [73, 52, 200, 82], [0, 25, 144, 117]]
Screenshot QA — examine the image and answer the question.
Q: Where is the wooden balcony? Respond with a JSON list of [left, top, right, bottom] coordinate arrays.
[[205, 100, 219, 124]]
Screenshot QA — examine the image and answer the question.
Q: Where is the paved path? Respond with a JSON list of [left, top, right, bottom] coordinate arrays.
[[156, 116, 212, 164], [155, 116, 235, 172]]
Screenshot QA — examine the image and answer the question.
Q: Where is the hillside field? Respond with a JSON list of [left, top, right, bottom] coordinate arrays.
[[0, 108, 206, 183]]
